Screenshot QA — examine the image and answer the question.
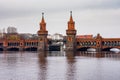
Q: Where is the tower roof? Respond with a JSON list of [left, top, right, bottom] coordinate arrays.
[[38, 12, 48, 35], [40, 12, 45, 24], [67, 11, 76, 31], [69, 11, 74, 22]]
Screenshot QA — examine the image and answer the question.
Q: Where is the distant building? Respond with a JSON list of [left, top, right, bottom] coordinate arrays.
[[6, 34, 20, 40], [47, 34, 52, 39], [0, 30, 2, 38], [20, 33, 35, 39], [7, 27, 17, 34], [52, 33, 64, 40], [20, 33, 38, 40], [0, 28, 5, 39], [77, 35, 93, 39]]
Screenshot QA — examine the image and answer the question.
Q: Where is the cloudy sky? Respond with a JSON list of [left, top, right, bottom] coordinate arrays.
[[0, 0, 120, 38]]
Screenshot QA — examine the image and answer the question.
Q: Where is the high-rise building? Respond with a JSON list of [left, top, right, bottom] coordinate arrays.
[[7, 27, 17, 34]]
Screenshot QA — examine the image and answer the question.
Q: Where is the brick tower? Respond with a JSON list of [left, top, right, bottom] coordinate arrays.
[[37, 13, 48, 51], [96, 33, 102, 52], [66, 11, 77, 51]]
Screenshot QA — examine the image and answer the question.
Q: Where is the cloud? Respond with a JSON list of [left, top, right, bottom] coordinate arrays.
[[0, 0, 120, 19], [0, 0, 120, 37]]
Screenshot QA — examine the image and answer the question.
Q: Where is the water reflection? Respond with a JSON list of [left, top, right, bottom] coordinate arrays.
[[47, 51, 65, 56], [66, 51, 75, 62], [76, 51, 120, 59], [38, 51, 47, 80], [66, 51, 76, 80], [0, 51, 120, 80]]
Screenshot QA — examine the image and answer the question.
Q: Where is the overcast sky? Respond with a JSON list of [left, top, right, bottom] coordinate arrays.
[[0, 0, 120, 38]]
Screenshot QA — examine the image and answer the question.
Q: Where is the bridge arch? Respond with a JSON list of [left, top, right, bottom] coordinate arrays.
[[102, 48, 111, 51], [7, 47, 19, 51], [0, 48, 3, 51], [87, 48, 96, 52], [110, 48, 120, 52], [24, 47, 37, 51], [102, 47, 120, 51], [0, 43, 3, 51], [77, 47, 91, 51]]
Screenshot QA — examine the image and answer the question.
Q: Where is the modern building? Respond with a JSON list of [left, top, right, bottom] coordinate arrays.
[[52, 33, 64, 40]]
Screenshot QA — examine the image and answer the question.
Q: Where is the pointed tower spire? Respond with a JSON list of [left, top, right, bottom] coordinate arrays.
[[67, 11, 75, 30], [39, 12, 46, 31], [41, 12, 45, 23], [70, 11, 73, 22], [42, 12, 44, 17]]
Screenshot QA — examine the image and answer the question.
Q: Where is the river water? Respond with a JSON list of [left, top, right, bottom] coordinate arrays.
[[0, 51, 120, 80]]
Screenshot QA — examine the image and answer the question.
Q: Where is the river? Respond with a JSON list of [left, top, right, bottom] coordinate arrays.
[[0, 51, 120, 80]]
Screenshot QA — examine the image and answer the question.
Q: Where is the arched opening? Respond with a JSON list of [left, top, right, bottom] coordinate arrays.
[[110, 48, 120, 53], [0, 48, 3, 51], [76, 42, 80, 46], [87, 48, 96, 52], [77, 47, 90, 51], [49, 45, 60, 51], [102, 48, 111, 51], [7, 48, 19, 51], [25, 47, 37, 51], [102, 41, 105, 45]]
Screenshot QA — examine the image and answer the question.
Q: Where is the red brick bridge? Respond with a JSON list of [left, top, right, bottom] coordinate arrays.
[[76, 34, 120, 51], [0, 33, 120, 51], [0, 12, 120, 51], [0, 38, 38, 51]]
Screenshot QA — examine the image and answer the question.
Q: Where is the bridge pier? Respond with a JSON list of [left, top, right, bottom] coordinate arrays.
[[19, 47, 23, 51], [3, 47, 7, 51], [96, 48, 102, 52], [37, 13, 48, 51]]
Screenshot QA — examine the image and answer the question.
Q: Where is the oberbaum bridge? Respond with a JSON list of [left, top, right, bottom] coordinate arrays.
[[0, 11, 120, 52]]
